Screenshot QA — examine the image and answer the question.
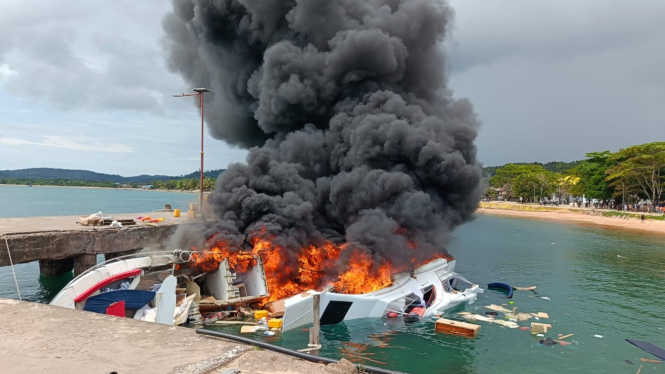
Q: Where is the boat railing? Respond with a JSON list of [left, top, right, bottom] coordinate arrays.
[[61, 249, 197, 290]]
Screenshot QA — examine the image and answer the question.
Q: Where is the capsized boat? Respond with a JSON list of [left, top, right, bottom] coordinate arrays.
[[280, 258, 483, 331], [50, 250, 270, 325]]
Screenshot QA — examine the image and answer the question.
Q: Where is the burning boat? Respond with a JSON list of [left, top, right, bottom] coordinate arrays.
[[49, 248, 481, 330], [280, 257, 482, 331]]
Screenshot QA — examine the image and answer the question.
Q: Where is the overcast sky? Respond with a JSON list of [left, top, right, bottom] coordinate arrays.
[[1, 0, 663, 175]]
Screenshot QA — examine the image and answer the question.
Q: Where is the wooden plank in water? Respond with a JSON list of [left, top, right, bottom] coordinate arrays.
[[435, 318, 480, 338]]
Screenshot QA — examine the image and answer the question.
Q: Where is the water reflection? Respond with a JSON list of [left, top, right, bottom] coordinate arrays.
[[35, 272, 73, 303]]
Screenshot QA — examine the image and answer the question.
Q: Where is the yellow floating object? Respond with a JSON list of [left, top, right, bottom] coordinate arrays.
[[254, 310, 269, 319], [173, 209, 181, 217], [268, 318, 283, 329]]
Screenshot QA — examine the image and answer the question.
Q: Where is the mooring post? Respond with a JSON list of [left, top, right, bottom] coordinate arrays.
[[74, 254, 97, 277], [38, 258, 74, 276], [309, 294, 321, 355]]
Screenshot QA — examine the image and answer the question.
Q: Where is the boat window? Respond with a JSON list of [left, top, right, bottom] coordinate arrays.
[[442, 278, 454, 293], [449, 277, 459, 290], [422, 285, 436, 307]]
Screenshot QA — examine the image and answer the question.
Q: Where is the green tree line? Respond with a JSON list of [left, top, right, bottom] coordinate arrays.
[[486, 142, 665, 210], [0, 176, 218, 191], [149, 177, 216, 191], [0, 178, 118, 188]]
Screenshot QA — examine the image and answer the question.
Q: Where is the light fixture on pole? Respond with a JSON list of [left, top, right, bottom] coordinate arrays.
[[173, 88, 213, 219]]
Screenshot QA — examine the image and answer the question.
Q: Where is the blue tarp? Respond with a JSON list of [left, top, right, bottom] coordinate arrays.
[[626, 339, 665, 361], [83, 290, 155, 314]]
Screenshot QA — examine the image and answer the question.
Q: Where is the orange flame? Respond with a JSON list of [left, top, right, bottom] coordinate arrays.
[[185, 228, 451, 302], [333, 251, 392, 294]]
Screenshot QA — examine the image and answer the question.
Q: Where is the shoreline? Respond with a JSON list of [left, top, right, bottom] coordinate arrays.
[[477, 203, 665, 236], [0, 184, 200, 193]]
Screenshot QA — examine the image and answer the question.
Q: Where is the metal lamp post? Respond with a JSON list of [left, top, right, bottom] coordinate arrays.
[[173, 88, 213, 219]]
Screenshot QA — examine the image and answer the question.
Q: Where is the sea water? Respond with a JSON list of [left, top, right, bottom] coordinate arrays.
[[1, 185, 664, 373], [211, 217, 665, 374], [0, 185, 196, 218]]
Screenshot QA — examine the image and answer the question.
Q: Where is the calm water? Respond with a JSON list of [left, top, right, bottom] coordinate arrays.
[[0, 184, 195, 301], [0, 185, 196, 218], [1, 186, 664, 373]]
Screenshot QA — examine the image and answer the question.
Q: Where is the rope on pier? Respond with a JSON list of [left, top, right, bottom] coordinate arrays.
[[2, 235, 21, 301]]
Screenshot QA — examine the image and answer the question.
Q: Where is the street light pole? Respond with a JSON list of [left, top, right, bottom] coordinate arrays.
[[173, 88, 213, 219]]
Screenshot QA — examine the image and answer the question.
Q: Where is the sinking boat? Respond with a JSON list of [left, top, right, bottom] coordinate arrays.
[[280, 258, 483, 331], [50, 250, 269, 325], [50, 250, 481, 331]]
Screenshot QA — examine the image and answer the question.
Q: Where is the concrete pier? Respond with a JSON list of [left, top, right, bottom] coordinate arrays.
[[0, 212, 195, 274], [0, 298, 333, 374]]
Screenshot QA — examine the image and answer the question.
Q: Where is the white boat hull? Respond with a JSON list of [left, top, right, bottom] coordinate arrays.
[[281, 258, 483, 331]]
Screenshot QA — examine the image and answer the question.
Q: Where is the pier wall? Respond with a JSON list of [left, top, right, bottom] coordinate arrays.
[[0, 213, 191, 275]]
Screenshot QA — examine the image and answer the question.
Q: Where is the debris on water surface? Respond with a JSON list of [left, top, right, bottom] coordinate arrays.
[[512, 286, 537, 291], [540, 337, 557, 346]]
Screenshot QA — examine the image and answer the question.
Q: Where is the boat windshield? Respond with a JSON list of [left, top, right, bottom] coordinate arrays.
[[438, 272, 474, 293]]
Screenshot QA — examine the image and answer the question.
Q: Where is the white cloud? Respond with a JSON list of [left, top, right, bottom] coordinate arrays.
[[0, 0, 187, 113], [0, 64, 17, 80], [0, 135, 133, 153]]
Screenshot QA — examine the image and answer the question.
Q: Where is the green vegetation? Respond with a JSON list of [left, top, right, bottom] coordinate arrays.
[[149, 177, 217, 191], [601, 211, 665, 221], [569, 151, 614, 201], [0, 178, 117, 188], [483, 160, 580, 178], [486, 142, 665, 211], [0, 168, 225, 191], [488, 164, 558, 202]]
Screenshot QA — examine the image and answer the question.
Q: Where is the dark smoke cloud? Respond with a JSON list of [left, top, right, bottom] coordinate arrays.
[[163, 0, 482, 277]]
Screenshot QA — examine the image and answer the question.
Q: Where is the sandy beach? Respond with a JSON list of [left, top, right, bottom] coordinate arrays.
[[478, 203, 665, 236]]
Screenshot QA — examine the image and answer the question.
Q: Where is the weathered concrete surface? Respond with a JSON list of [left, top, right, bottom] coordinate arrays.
[[0, 213, 196, 267], [0, 299, 332, 374]]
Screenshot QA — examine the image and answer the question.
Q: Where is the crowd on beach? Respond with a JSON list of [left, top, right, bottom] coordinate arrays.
[[507, 197, 665, 214]]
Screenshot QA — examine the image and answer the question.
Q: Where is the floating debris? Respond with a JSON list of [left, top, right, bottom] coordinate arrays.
[[540, 337, 557, 346]]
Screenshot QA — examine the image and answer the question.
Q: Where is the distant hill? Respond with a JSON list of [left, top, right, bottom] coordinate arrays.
[[482, 160, 581, 178], [0, 168, 225, 184]]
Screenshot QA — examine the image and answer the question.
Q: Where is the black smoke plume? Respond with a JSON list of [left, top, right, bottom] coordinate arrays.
[[163, 0, 482, 281]]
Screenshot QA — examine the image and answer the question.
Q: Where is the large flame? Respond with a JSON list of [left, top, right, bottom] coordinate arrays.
[[186, 229, 450, 303]]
